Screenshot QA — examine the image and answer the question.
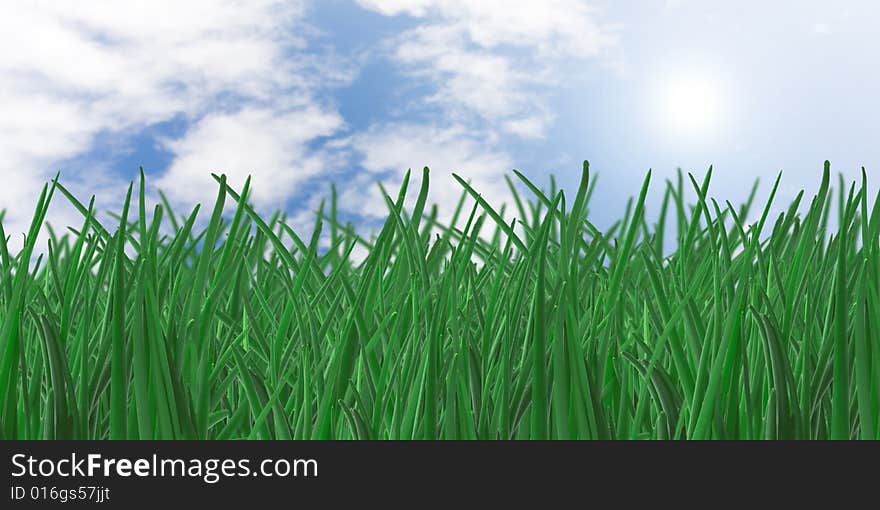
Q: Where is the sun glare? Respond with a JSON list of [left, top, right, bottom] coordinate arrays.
[[658, 77, 723, 137]]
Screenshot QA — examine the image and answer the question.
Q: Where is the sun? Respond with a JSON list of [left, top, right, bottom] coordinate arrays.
[[659, 77, 723, 137]]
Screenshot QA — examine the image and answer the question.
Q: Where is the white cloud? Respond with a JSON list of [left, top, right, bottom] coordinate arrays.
[[343, 1, 615, 222], [158, 106, 344, 209], [355, 0, 435, 16], [357, 0, 617, 137], [0, 0, 616, 246], [504, 114, 553, 140], [342, 123, 514, 229], [0, 0, 345, 248], [359, 0, 612, 55]]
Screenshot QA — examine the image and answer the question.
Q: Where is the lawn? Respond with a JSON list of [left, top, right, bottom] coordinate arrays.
[[0, 161, 877, 439]]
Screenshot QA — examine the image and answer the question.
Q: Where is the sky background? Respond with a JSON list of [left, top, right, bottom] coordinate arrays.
[[2, 0, 879, 244]]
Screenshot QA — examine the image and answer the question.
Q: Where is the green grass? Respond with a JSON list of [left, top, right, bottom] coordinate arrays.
[[1, 161, 878, 439]]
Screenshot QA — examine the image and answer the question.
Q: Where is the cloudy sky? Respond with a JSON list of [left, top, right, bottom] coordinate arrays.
[[2, 0, 879, 240]]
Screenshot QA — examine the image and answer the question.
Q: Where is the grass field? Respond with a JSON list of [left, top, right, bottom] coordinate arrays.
[[0, 161, 878, 439]]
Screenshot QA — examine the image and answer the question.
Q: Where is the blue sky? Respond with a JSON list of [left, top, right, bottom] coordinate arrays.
[[2, 1, 879, 240]]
